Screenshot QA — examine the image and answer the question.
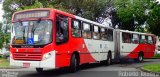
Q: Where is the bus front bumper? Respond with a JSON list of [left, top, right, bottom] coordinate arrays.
[[10, 51, 56, 69]]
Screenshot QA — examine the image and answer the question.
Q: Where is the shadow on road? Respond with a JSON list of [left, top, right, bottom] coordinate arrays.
[[19, 59, 158, 77], [20, 63, 105, 77], [118, 59, 156, 64], [20, 68, 70, 77]]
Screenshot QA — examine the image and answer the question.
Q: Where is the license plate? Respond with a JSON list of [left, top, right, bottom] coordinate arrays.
[[23, 63, 30, 68]]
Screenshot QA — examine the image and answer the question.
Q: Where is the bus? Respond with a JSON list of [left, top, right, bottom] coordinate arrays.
[[10, 8, 114, 72], [114, 30, 156, 62], [10, 8, 156, 72]]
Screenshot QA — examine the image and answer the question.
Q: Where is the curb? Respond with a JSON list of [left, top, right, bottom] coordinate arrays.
[[139, 67, 160, 75], [151, 58, 160, 59], [146, 58, 160, 59], [0, 67, 22, 69]]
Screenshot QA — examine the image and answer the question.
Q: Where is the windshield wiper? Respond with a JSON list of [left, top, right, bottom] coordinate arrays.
[[31, 18, 42, 37], [18, 19, 26, 44]]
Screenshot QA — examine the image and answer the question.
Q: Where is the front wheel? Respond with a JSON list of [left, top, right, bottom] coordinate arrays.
[[36, 68, 43, 73], [70, 54, 79, 73]]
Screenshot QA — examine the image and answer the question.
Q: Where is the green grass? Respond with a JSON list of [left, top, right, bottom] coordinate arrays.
[[0, 57, 10, 68], [153, 54, 160, 58], [143, 64, 160, 72]]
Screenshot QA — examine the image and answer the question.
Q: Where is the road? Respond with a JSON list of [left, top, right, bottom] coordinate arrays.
[[0, 59, 159, 77]]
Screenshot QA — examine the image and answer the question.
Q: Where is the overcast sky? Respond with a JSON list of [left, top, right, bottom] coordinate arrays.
[[0, 0, 160, 22]]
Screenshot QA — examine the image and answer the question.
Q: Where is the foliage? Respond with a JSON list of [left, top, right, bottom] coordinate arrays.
[[0, 22, 10, 49], [153, 54, 160, 58], [16, 0, 43, 11], [3, 0, 109, 21], [114, 0, 151, 31], [2, 0, 160, 36], [0, 32, 4, 48], [146, 2, 160, 36]]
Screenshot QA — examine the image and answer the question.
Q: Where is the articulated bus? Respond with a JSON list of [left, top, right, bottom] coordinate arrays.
[[10, 8, 156, 72]]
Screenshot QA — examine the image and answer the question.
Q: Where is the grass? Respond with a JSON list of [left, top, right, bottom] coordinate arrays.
[[0, 57, 10, 68], [143, 64, 160, 72], [153, 54, 160, 58]]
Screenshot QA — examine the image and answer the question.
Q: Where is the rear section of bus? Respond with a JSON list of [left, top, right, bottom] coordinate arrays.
[[114, 30, 156, 61]]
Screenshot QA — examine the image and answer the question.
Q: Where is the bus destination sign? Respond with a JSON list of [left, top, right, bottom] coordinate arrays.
[[14, 10, 50, 21]]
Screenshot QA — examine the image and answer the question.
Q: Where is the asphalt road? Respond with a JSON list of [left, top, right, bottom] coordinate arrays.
[[0, 59, 160, 77]]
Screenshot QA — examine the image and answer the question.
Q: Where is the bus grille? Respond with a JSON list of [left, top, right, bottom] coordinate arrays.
[[13, 52, 42, 61]]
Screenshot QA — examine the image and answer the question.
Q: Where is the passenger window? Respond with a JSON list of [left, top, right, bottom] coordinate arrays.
[[93, 26, 100, 40], [82, 23, 92, 39], [56, 14, 68, 44], [122, 32, 131, 43], [132, 34, 139, 44], [72, 20, 81, 37], [107, 29, 113, 41], [101, 28, 107, 41], [148, 36, 153, 44], [139, 35, 147, 44]]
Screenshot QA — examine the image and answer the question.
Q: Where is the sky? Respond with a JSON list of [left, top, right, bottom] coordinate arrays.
[[0, 3, 4, 21], [0, 0, 160, 22]]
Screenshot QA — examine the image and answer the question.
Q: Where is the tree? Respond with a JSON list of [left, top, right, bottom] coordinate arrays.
[[3, 0, 110, 22], [114, 0, 151, 31], [0, 22, 2, 30], [146, 1, 160, 36]]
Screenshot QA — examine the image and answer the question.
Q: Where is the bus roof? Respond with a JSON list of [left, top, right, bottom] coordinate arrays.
[[13, 8, 53, 14], [13, 8, 113, 30], [116, 29, 154, 36], [75, 16, 113, 29], [53, 9, 113, 29]]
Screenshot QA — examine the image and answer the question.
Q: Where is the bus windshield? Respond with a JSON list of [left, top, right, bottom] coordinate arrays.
[[12, 20, 52, 45]]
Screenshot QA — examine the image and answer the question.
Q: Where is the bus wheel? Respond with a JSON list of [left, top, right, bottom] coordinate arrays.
[[138, 53, 143, 62], [106, 52, 112, 65], [70, 54, 79, 73], [36, 68, 43, 73]]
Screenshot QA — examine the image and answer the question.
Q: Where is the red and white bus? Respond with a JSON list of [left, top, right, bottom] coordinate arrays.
[[10, 8, 115, 72], [10, 8, 156, 72]]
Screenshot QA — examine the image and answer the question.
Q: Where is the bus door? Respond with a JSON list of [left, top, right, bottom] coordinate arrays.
[[120, 32, 134, 58], [55, 14, 70, 67], [146, 35, 155, 57], [140, 35, 148, 55]]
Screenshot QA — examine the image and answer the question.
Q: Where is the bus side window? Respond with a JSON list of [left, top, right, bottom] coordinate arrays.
[[132, 34, 139, 44], [93, 26, 100, 40], [148, 36, 153, 44], [72, 20, 81, 37], [107, 29, 113, 41], [101, 28, 107, 41], [122, 32, 131, 43], [56, 14, 69, 44], [139, 35, 146, 44], [82, 23, 92, 39]]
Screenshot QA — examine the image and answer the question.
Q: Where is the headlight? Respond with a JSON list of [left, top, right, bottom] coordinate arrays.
[[10, 53, 12, 58], [42, 52, 52, 60]]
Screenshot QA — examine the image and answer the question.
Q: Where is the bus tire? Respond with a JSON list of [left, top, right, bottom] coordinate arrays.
[[70, 54, 79, 73], [106, 52, 112, 65], [137, 53, 143, 62], [36, 68, 43, 73]]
